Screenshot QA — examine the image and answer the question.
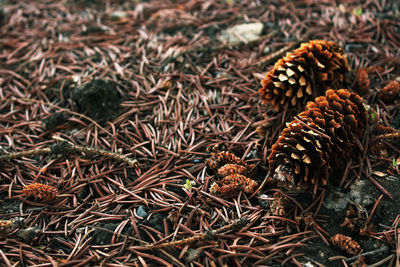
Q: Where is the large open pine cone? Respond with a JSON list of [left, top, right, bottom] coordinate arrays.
[[268, 89, 367, 192], [259, 40, 349, 111]]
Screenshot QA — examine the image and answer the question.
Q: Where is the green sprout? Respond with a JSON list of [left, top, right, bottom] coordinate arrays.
[[184, 179, 192, 190], [353, 6, 363, 16], [370, 110, 377, 120], [393, 158, 398, 168]]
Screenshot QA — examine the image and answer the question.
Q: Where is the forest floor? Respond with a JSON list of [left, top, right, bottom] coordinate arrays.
[[0, 0, 400, 266]]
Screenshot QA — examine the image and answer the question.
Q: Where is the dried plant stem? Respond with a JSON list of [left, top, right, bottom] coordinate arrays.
[[160, 32, 276, 69], [373, 132, 400, 142], [0, 148, 51, 161], [0, 138, 138, 167], [345, 246, 389, 262], [255, 30, 312, 66], [146, 216, 248, 250], [329, 246, 390, 262], [72, 144, 138, 167]]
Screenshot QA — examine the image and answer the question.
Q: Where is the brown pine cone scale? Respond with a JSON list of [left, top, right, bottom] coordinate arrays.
[[259, 40, 349, 111], [268, 89, 367, 192]]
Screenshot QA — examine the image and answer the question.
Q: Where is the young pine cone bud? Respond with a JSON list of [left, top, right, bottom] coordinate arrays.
[[268, 89, 367, 192], [259, 40, 349, 111], [331, 234, 362, 255], [22, 183, 58, 200]]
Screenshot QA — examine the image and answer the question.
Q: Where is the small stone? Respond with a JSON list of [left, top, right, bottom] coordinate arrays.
[[110, 11, 128, 20], [185, 248, 202, 263], [323, 191, 348, 211], [218, 23, 264, 44], [137, 206, 148, 218], [348, 179, 375, 207], [17, 227, 41, 242]]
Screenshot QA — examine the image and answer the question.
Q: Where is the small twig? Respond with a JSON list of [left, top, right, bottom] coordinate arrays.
[[254, 30, 312, 66], [160, 31, 277, 69], [146, 216, 249, 250], [372, 132, 400, 143], [0, 148, 51, 161], [0, 137, 138, 168], [53, 136, 138, 167], [344, 246, 389, 262], [72, 144, 138, 167]]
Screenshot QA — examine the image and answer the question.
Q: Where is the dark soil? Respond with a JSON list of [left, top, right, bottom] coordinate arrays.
[[72, 78, 122, 122]]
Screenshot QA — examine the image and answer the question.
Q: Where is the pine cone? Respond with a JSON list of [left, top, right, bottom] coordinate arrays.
[[270, 192, 286, 216], [268, 89, 367, 191], [205, 151, 246, 170], [217, 174, 258, 195], [259, 40, 349, 111], [378, 81, 400, 103], [355, 68, 370, 95], [217, 163, 249, 177], [372, 123, 397, 135], [331, 234, 361, 255], [22, 183, 58, 200]]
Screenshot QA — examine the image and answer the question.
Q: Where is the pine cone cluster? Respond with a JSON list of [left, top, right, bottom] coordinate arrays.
[[259, 40, 349, 111], [206, 151, 258, 195], [268, 89, 367, 191], [22, 183, 58, 200], [331, 234, 362, 255]]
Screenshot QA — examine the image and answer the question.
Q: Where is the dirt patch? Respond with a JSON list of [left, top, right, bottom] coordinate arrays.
[[72, 78, 122, 122]]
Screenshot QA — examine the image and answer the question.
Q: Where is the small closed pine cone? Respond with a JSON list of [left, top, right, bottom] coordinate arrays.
[[22, 183, 58, 200], [259, 40, 349, 111], [355, 68, 370, 95], [378, 81, 400, 103], [268, 89, 367, 192], [205, 151, 246, 170], [217, 163, 249, 177], [270, 192, 286, 216], [372, 123, 397, 135], [217, 174, 258, 195], [331, 234, 361, 255]]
